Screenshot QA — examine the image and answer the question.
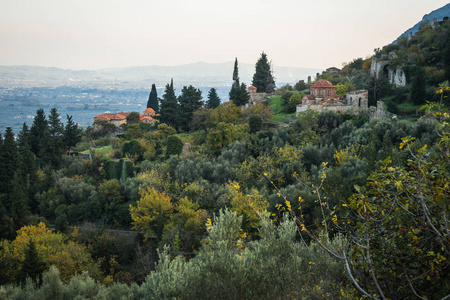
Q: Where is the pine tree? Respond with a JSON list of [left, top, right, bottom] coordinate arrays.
[[63, 115, 82, 152], [18, 239, 46, 287], [147, 83, 159, 113], [30, 108, 48, 156], [17, 123, 30, 152], [178, 85, 203, 131], [159, 79, 179, 129], [252, 52, 275, 93], [207, 88, 221, 109], [47, 108, 64, 166]]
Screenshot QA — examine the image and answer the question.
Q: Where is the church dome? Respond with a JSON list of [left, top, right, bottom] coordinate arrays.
[[311, 79, 334, 88]]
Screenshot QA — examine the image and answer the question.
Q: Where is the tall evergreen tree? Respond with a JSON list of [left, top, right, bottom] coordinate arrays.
[[178, 85, 203, 131], [63, 115, 82, 152], [47, 108, 64, 166], [48, 108, 64, 139], [147, 83, 159, 113], [232, 57, 240, 88], [207, 88, 221, 109], [0, 127, 19, 194], [159, 79, 179, 129], [30, 108, 48, 156], [229, 58, 249, 106], [17, 123, 30, 152], [252, 52, 275, 93], [230, 83, 250, 106]]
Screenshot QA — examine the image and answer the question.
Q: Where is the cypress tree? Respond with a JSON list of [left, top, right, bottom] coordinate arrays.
[[207, 88, 221, 109], [147, 83, 159, 113], [159, 80, 179, 129], [178, 85, 203, 131], [229, 58, 250, 106], [232, 57, 240, 88], [252, 52, 275, 93]]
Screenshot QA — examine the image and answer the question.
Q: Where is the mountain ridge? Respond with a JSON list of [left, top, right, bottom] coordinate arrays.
[[395, 3, 450, 42], [0, 62, 322, 89]]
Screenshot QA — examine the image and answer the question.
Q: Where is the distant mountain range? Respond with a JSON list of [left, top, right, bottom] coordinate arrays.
[[395, 3, 450, 42], [0, 62, 322, 89]]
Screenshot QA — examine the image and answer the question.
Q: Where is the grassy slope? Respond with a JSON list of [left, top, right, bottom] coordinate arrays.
[[269, 95, 293, 124]]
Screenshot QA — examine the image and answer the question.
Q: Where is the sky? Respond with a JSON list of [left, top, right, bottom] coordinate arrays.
[[1, 0, 449, 70]]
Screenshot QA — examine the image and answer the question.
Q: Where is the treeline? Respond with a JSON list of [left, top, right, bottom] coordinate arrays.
[[0, 108, 81, 240]]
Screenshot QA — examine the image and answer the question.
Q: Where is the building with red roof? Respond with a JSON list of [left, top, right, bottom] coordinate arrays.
[[247, 86, 257, 93], [94, 108, 158, 126], [310, 79, 336, 98]]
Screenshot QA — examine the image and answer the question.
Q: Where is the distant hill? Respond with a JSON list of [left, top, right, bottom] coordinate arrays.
[[0, 63, 321, 89], [395, 3, 450, 42]]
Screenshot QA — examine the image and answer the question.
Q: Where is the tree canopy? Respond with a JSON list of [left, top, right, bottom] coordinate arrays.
[[252, 52, 275, 93]]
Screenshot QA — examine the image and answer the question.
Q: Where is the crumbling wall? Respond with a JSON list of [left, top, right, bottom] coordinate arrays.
[[370, 56, 406, 87]]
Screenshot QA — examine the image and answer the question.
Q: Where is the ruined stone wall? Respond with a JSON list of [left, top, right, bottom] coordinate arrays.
[[370, 57, 406, 87], [296, 104, 356, 114], [249, 92, 268, 104], [346, 90, 369, 109]]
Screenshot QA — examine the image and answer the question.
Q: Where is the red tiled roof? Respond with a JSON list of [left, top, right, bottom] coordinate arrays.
[[140, 116, 154, 123], [144, 108, 156, 114], [303, 95, 315, 100], [93, 114, 111, 121], [94, 113, 127, 121], [311, 79, 335, 88]]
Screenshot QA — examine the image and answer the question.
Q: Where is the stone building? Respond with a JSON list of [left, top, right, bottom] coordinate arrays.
[[324, 67, 341, 75], [310, 79, 336, 98], [297, 79, 368, 114], [246, 85, 268, 107], [94, 112, 129, 126], [248, 86, 257, 93], [141, 108, 156, 123], [93, 108, 157, 126]]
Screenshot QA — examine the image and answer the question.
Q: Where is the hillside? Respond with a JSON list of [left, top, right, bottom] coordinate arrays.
[[395, 3, 450, 42]]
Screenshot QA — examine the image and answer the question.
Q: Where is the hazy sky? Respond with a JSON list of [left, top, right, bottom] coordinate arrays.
[[1, 0, 449, 70]]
